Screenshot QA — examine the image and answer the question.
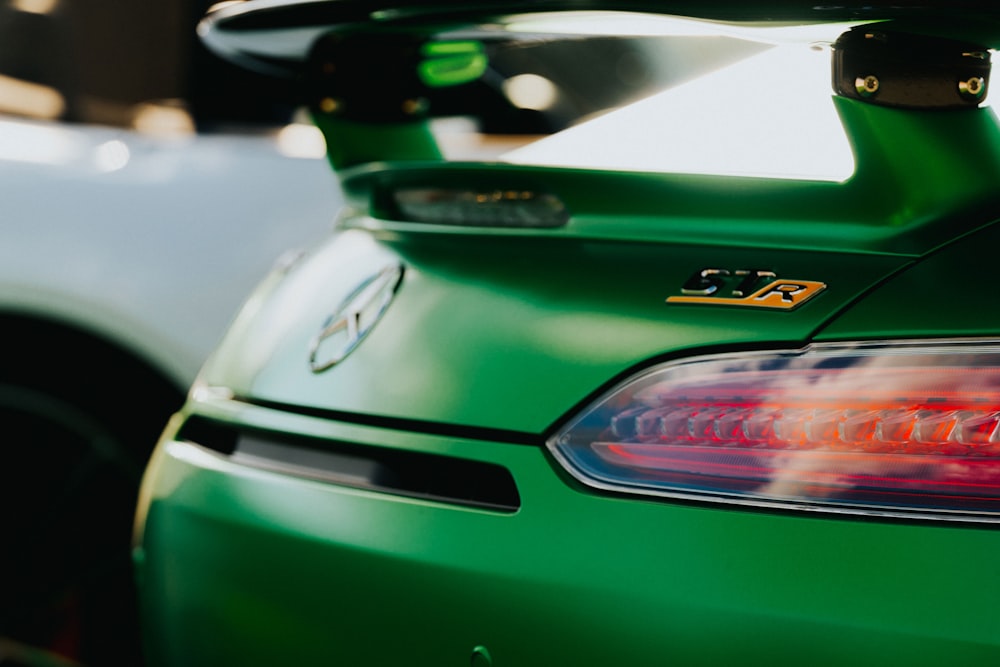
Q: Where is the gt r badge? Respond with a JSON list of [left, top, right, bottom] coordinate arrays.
[[667, 268, 826, 310], [309, 262, 404, 373]]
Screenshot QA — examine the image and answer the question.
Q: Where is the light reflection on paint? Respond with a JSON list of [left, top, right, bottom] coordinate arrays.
[[206, 0, 245, 12], [505, 11, 858, 43], [556, 343, 1000, 516]]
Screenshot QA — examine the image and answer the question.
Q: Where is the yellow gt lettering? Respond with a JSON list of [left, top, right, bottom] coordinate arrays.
[[667, 279, 826, 310]]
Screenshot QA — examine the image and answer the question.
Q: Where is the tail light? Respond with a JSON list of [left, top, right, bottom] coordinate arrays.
[[548, 341, 1000, 521]]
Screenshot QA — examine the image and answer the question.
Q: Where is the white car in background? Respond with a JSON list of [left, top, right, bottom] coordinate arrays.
[[0, 1, 342, 665]]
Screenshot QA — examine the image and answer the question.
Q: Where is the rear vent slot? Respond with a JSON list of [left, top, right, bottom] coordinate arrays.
[[177, 417, 520, 512], [178, 415, 238, 455]]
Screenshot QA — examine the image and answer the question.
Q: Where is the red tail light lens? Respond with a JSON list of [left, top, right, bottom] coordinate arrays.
[[548, 342, 1000, 520]]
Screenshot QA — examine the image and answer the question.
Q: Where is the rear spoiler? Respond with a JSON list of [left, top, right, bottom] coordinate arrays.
[[198, 0, 1000, 243], [200, 0, 1000, 77]]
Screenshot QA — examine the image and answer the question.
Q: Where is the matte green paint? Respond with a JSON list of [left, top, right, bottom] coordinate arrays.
[[198, 228, 908, 433], [818, 221, 1000, 340], [135, 410, 1000, 667], [313, 115, 442, 169]]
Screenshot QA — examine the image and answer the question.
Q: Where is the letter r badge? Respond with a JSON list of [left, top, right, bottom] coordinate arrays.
[[667, 278, 826, 310]]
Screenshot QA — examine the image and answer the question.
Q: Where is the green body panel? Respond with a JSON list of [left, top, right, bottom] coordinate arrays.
[[316, 116, 442, 169], [818, 221, 1000, 340], [200, 228, 907, 433], [135, 407, 1000, 667]]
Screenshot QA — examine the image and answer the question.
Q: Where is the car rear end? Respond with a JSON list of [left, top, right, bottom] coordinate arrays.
[[134, 2, 1000, 665]]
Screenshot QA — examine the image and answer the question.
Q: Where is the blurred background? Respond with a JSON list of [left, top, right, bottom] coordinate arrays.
[[0, 0, 300, 131], [0, 2, 341, 666]]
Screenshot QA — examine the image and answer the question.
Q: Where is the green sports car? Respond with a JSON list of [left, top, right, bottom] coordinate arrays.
[[134, 1, 1000, 665]]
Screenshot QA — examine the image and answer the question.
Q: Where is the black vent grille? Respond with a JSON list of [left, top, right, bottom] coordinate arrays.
[[178, 416, 520, 513]]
